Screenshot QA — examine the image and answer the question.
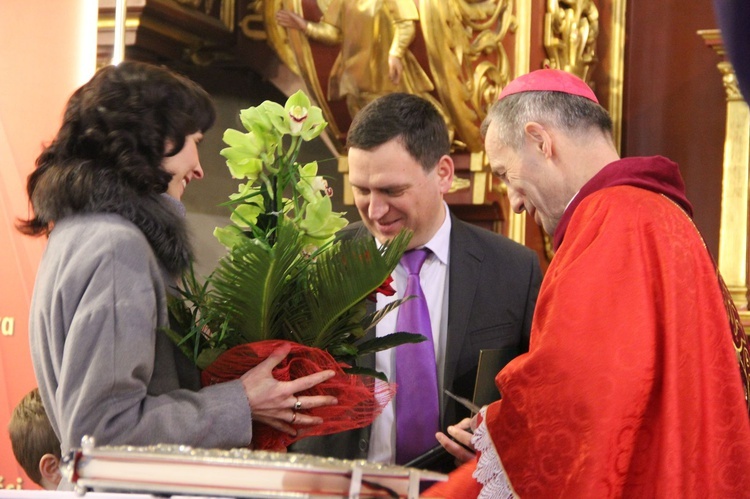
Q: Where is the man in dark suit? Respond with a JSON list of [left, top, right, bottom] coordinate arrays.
[[292, 93, 541, 471]]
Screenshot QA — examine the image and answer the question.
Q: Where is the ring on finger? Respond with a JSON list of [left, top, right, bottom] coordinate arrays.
[[290, 412, 297, 424], [294, 397, 302, 411]]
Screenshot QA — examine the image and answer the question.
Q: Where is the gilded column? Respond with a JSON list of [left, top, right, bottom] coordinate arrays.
[[506, 0, 532, 245], [699, 29, 750, 312]]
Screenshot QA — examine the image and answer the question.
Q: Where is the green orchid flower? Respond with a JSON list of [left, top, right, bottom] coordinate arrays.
[[283, 91, 327, 140], [296, 161, 329, 204], [213, 225, 246, 250], [230, 181, 260, 202], [239, 105, 278, 140], [299, 195, 348, 242], [230, 202, 264, 228], [220, 129, 265, 180], [299, 105, 327, 141]]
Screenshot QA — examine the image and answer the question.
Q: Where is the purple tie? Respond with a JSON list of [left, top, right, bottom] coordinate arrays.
[[395, 248, 439, 464]]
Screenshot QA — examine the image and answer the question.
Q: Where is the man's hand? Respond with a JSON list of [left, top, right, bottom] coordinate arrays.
[[435, 417, 476, 465]]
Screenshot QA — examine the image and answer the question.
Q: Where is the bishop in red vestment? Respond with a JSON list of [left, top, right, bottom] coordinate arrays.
[[425, 69, 750, 498]]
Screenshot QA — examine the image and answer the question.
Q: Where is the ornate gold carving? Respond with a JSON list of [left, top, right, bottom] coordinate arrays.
[[472, 173, 488, 204], [718, 86, 750, 308], [449, 177, 472, 194], [280, 0, 441, 124], [220, 0, 235, 32], [420, 0, 514, 153], [280, 0, 345, 150], [240, 0, 300, 75], [543, 0, 599, 82], [719, 61, 745, 102], [240, 0, 265, 40]]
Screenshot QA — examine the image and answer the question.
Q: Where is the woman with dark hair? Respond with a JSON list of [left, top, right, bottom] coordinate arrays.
[[20, 62, 337, 465]]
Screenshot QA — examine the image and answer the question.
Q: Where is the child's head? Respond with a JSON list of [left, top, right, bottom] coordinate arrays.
[[8, 388, 62, 489]]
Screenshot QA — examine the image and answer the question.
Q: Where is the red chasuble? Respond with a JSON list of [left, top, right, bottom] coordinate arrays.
[[427, 157, 750, 498]]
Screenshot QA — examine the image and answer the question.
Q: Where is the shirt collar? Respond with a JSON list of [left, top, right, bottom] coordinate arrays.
[[417, 201, 451, 265]]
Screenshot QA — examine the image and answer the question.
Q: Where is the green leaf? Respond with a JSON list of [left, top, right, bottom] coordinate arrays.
[[294, 230, 411, 349], [355, 332, 427, 356], [343, 366, 389, 382], [213, 225, 246, 250], [196, 347, 227, 371], [208, 220, 310, 343], [161, 326, 194, 361], [329, 344, 358, 357], [359, 296, 413, 333]]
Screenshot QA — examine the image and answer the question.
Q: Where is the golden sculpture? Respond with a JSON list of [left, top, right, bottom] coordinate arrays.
[[420, 0, 514, 152], [543, 0, 599, 82], [277, 0, 437, 119], [241, 0, 300, 75]]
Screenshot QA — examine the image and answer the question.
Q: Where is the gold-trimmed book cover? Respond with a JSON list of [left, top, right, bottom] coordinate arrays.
[[65, 437, 447, 498]]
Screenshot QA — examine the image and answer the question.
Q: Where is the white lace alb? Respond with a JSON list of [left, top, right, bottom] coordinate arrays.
[[472, 406, 516, 499]]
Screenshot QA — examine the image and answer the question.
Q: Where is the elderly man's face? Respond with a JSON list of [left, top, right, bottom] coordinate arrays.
[[485, 120, 567, 235]]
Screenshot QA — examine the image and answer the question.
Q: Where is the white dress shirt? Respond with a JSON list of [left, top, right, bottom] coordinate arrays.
[[368, 202, 452, 464]]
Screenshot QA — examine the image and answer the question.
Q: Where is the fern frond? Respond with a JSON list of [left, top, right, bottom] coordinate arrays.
[[359, 297, 413, 333], [293, 230, 411, 349], [209, 220, 309, 342]]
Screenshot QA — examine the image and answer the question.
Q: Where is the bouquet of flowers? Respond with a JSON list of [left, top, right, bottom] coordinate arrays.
[[165, 90, 423, 450]]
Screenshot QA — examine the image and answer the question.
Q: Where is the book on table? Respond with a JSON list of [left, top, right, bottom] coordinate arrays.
[[64, 436, 447, 499]]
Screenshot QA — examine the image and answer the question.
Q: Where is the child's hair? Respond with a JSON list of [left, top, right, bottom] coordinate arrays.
[[8, 388, 61, 486]]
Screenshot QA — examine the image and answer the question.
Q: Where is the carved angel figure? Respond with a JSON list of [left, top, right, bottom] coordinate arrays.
[[277, 0, 436, 118]]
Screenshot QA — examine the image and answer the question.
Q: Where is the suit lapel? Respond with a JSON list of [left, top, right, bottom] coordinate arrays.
[[443, 214, 484, 425]]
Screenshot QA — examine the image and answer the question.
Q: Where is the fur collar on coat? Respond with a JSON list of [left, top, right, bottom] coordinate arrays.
[[36, 172, 192, 276]]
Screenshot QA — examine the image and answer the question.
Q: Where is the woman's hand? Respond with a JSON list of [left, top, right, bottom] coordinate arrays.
[[435, 417, 477, 465], [240, 344, 338, 435]]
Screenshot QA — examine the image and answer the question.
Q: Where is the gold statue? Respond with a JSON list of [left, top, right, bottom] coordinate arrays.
[[276, 0, 437, 119]]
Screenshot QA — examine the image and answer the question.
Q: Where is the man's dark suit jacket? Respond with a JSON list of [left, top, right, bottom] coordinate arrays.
[[290, 211, 542, 469]]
